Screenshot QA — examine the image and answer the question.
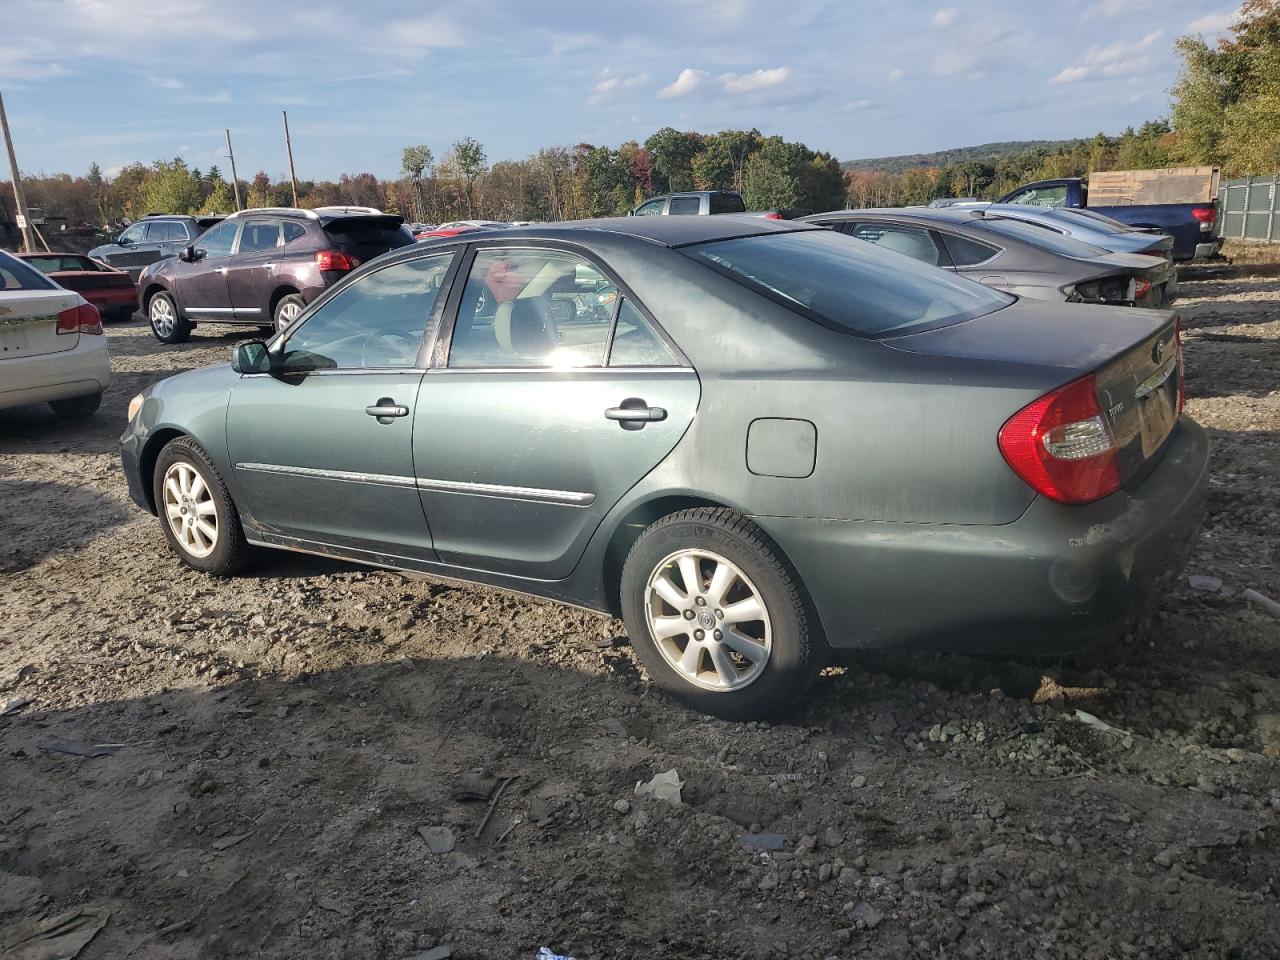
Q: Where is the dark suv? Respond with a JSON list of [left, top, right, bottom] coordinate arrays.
[[88, 214, 226, 281], [137, 207, 414, 343]]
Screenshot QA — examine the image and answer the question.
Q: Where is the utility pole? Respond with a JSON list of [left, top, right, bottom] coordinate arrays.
[[225, 128, 242, 211], [0, 90, 37, 252], [282, 111, 299, 207]]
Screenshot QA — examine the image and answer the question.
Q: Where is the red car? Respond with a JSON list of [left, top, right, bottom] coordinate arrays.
[[17, 252, 139, 322]]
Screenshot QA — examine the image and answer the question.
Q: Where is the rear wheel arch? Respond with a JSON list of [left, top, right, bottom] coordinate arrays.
[[268, 285, 302, 317]]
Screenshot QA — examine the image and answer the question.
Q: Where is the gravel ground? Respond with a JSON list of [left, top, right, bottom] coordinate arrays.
[[1, 276, 1278, 960]]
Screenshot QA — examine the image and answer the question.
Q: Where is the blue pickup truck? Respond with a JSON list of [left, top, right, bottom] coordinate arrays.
[[997, 178, 1220, 261]]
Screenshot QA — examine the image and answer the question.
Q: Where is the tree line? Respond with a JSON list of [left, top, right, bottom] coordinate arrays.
[[4, 1, 1278, 234]]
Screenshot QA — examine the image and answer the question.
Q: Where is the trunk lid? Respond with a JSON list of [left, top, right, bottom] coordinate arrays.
[[885, 298, 1181, 482], [0, 288, 83, 358], [48, 270, 135, 294], [320, 215, 414, 265]]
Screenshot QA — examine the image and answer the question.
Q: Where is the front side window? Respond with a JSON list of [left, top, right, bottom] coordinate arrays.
[[849, 223, 942, 266], [634, 199, 665, 216], [668, 196, 701, 215], [119, 223, 147, 244], [239, 220, 282, 253], [196, 221, 239, 259], [684, 229, 1012, 337], [280, 254, 453, 371], [448, 248, 615, 369]]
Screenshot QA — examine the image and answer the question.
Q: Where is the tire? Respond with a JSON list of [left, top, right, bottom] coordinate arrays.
[[152, 437, 252, 576], [110, 307, 136, 323], [620, 507, 824, 720], [148, 291, 190, 344], [273, 293, 306, 334], [49, 392, 101, 419]]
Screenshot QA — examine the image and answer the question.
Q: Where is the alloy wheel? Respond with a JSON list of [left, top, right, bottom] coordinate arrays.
[[276, 299, 302, 330], [644, 548, 773, 691], [151, 298, 175, 338], [162, 461, 218, 558]]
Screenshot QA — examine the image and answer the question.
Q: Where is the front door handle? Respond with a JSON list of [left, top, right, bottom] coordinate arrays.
[[605, 397, 667, 431], [366, 397, 409, 425]]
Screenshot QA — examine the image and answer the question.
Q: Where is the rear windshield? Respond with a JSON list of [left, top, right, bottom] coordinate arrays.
[[322, 220, 414, 251], [23, 255, 94, 273], [0, 254, 55, 290], [710, 193, 747, 214], [972, 217, 1108, 258], [683, 229, 1012, 336]]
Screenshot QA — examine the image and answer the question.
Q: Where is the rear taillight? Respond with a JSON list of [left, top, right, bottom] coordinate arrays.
[[55, 302, 103, 336], [1175, 317, 1185, 412], [1133, 276, 1152, 299], [763, 212, 784, 220], [315, 250, 359, 272], [998, 375, 1121, 505], [1191, 206, 1216, 232]]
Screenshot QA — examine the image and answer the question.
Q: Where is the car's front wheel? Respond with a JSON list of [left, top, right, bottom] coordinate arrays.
[[148, 292, 190, 344], [620, 507, 823, 720], [152, 437, 251, 575]]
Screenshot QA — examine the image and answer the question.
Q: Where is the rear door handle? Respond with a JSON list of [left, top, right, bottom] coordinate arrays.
[[366, 397, 409, 424], [605, 398, 667, 431]]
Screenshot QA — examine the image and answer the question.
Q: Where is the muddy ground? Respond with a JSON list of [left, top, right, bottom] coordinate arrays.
[[1, 274, 1278, 960]]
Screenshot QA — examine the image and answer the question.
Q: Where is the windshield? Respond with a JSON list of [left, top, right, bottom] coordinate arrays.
[[973, 217, 1108, 258], [683, 229, 1012, 337]]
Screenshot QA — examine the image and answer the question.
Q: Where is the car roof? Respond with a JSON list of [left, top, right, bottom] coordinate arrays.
[[809, 207, 993, 225], [428, 214, 815, 249]]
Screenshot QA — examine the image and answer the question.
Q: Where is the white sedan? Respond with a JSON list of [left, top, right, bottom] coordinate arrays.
[[0, 249, 111, 418]]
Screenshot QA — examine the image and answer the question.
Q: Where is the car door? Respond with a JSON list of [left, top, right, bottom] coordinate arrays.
[[413, 242, 699, 579], [224, 218, 281, 322], [153, 220, 193, 261], [226, 250, 458, 557], [178, 220, 240, 317], [103, 222, 156, 278]]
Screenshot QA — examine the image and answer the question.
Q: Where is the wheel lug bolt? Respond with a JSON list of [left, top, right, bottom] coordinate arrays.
[[695, 597, 706, 607], [714, 630, 722, 641], [683, 609, 695, 620], [715, 609, 723, 619], [694, 629, 705, 641]]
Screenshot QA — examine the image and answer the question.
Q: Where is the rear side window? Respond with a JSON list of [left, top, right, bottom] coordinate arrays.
[[710, 193, 746, 214], [684, 229, 1012, 337], [609, 299, 680, 367], [669, 196, 701, 215], [0, 254, 55, 290], [149, 221, 187, 242], [975, 218, 1106, 258], [282, 221, 307, 243], [849, 223, 942, 266], [942, 233, 1000, 266]]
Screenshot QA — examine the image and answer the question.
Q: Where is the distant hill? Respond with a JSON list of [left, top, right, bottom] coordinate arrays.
[[843, 139, 1087, 174]]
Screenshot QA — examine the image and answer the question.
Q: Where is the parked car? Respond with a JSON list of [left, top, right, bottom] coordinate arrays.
[[803, 208, 1176, 307], [629, 190, 805, 219], [0, 249, 110, 419], [17, 251, 139, 322], [997, 175, 1219, 261], [120, 217, 1207, 719], [88, 214, 226, 281], [928, 197, 980, 208], [137, 206, 415, 343], [949, 204, 1176, 262], [415, 220, 511, 239]]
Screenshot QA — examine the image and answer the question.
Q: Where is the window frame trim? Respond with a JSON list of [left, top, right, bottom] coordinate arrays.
[[430, 237, 689, 375]]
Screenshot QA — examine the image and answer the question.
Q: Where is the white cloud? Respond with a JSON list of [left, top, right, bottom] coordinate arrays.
[[719, 67, 791, 94], [1084, 0, 1155, 17], [887, 67, 906, 82], [931, 7, 958, 27], [588, 67, 649, 104], [1047, 30, 1162, 84], [1187, 9, 1237, 35], [658, 68, 708, 99], [384, 14, 465, 54]]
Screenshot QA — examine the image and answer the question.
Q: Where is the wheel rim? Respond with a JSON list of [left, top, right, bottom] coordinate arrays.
[[162, 462, 218, 558], [277, 299, 301, 329], [644, 549, 772, 691], [151, 298, 175, 337]]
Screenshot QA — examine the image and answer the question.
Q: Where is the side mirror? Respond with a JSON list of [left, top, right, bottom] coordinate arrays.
[[118, 235, 132, 246], [231, 340, 271, 374], [178, 245, 199, 262]]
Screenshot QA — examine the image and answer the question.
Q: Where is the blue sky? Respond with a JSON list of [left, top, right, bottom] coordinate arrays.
[[3, 0, 1238, 181]]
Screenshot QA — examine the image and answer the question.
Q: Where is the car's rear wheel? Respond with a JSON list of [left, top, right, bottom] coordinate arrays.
[[49, 393, 101, 419], [620, 507, 823, 720], [149, 292, 190, 344], [152, 437, 251, 575], [111, 307, 136, 323], [273, 294, 306, 333]]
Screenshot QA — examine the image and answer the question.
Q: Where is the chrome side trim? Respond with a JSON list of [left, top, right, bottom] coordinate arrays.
[[235, 462, 417, 488], [416, 476, 595, 506], [187, 306, 263, 315]]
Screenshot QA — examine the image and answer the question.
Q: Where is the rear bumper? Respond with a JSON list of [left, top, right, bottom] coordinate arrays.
[[0, 336, 112, 411], [86, 288, 139, 312], [756, 417, 1210, 654], [1194, 240, 1222, 260]]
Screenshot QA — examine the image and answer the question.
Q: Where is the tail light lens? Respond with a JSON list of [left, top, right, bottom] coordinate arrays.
[[315, 250, 359, 272], [1133, 276, 1152, 299], [998, 375, 1121, 505], [1191, 206, 1216, 232], [55, 302, 103, 336], [763, 212, 784, 220]]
